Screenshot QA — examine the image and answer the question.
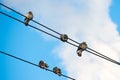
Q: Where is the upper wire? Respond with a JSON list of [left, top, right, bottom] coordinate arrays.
[[0, 11, 60, 40], [85, 49, 120, 65], [0, 3, 79, 46], [0, 11, 78, 49], [0, 3, 61, 36], [0, 3, 120, 65]]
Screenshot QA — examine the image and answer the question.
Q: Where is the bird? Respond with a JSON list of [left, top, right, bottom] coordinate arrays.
[[39, 60, 49, 69], [60, 34, 68, 42], [77, 42, 87, 57], [24, 11, 33, 26], [77, 48, 83, 56], [53, 67, 62, 76]]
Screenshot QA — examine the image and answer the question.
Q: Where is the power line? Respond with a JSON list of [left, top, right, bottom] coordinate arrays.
[[85, 49, 120, 65], [0, 11, 77, 48], [0, 3, 120, 66], [0, 3, 61, 36], [0, 50, 38, 67], [0, 11, 77, 79], [0, 11, 60, 40], [87, 47, 120, 65], [0, 3, 78, 46], [1, 12, 120, 66], [0, 51, 75, 80]]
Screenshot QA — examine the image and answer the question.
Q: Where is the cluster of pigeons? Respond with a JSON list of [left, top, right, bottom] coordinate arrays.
[[24, 11, 87, 78], [39, 60, 62, 76], [24, 11, 88, 77], [24, 12, 61, 76], [24, 11, 87, 57]]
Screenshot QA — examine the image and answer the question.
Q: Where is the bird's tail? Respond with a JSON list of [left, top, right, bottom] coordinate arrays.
[[24, 18, 29, 26]]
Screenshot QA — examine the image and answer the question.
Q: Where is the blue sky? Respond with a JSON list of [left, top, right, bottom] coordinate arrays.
[[0, 0, 120, 80], [110, 0, 120, 32]]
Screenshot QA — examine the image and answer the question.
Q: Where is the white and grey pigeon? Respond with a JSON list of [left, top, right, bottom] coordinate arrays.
[[24, 11, 33, 26]]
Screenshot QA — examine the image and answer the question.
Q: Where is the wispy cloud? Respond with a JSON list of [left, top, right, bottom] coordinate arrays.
[[2, 0, 120, 80]]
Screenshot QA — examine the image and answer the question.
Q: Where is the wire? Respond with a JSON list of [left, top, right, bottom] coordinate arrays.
[[0, 51, 75, 80], [0, 51, 38, 67], [85, 49, 120, 65], [0, 3, 79, 45], [87, 47, 120, 65], [0, 3, 61, 36], [0, 3, 120, 66], [62, 74, 76, 80], [0, 12, 60, 40], [0, 11, 78, 49], [66, 41, 78, 47]]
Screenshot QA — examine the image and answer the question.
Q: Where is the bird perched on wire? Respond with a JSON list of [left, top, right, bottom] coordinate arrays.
[[60, 34, 68, 42], [24, 11, 33, 26], [53, 67, 62, 76], [39, 60, 49, 69], [77, 42, 87, 56]]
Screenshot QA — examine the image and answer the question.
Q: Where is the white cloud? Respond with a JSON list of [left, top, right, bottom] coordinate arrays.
[[2, 0, 120, 80]]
